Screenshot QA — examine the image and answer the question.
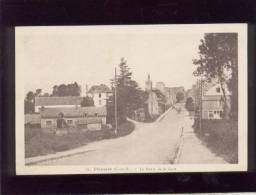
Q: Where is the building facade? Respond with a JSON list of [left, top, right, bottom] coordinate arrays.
[[40, 106, 107, 130], [202, 83, 231, 119], [87, 84, 112, 107], [35, 96, 83, 113]]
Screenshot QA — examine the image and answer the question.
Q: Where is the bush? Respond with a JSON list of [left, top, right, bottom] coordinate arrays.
[[193, 119, 238, 163], [176, 92, 185, 102]]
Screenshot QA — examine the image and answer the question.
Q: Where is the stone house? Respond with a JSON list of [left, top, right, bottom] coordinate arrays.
[[202, 83, 231, 119], [40, 106, 107, 130], [35, 96, 83, 113], [87, 84, 112, 107]]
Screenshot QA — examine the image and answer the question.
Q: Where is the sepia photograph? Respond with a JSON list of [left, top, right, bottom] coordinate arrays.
[[15, 24, 247, 174]]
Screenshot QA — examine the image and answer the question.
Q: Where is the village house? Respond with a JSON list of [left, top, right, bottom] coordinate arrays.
[[40, 106, 107, 131], [202, 83, 231, 119], [87, 84, 112, 107], [34, 96, 83, 113], [145, 75, 166, 118]]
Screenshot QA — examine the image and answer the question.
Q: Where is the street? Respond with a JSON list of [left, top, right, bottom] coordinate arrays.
[[38, 105, 186, 165]]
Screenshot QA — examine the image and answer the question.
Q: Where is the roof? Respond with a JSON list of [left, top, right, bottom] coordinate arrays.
[[41, 106, 106, 118], [35, 96, 83, 106], [204, 83, 231, 96], [88, 84, 111, 94]]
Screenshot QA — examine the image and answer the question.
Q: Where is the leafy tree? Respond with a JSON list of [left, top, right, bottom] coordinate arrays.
[[176, 91, 184, 102], [51, 82, 81, 96], [185, 97, 195, 112], [81, 96, 94, 107], [193, 33, 238, 119], [35, 89, 42, 97]]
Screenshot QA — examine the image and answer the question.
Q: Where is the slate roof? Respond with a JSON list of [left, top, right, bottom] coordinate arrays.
[[88, 84, 111, 94], [35, 96, 83, 106], [41, 106, 107, 118]]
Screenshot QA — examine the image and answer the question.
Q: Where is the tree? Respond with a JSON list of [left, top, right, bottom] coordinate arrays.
[[51, 82, 81, 96], [24, 91, 35, 113], [193, 33, 238, 119], [185, 97, 195, 112], [176, 91, 184, 102], [108, 58, 147, 125], [35, 89, 42, 97], [81, 96, 94, 107]]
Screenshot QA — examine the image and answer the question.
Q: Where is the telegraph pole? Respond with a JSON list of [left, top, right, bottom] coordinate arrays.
[[199, 78, 203, 133], [114, 67, 118, 136]]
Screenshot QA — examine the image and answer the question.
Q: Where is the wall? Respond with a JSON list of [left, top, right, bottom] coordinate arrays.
[[41, 116, 107, 129], [88, 92, 108, 107], [88, 123, 102, 131]]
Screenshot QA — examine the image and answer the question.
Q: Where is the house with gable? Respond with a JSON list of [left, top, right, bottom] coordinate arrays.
[[202, 83, 231, 119], [87, 84, 112, 107]]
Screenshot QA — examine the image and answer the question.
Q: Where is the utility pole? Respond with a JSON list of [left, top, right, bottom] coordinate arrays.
[[114, 67, 118, 136], [199, 78, 203, 133]]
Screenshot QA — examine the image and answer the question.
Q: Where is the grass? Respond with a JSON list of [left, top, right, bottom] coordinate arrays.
[[25, 121, 135, 158], [193, 119, 238, 163]]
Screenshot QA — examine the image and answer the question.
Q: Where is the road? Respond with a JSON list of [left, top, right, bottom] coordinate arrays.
[[38, 104, 187, 165]]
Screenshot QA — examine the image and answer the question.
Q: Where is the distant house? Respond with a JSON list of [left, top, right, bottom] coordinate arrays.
[[145, 75, 166, 118], [202, 83, 231, 119], [40, 106, 107, 130], [35, 96, 83, 113], [87, 84, 112, 107]]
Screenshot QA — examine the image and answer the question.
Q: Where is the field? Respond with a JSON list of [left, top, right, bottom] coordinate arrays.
[[25, 121, 135, 158]]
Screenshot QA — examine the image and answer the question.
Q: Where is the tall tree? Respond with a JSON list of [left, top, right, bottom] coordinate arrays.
[[108, 58, 147, 125], [193, 33, 238, 119]]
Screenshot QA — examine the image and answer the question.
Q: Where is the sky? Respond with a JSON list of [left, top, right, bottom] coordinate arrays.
[[17, 25, 204, 95]]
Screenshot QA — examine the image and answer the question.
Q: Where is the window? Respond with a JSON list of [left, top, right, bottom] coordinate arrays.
[[46, 120, 52, 126], [67, 120, 73, 124], [216, 87, 220, 93], [99, 93, 101, 98], [94, 113, 98, 117], [83, 113, 87, 117]]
